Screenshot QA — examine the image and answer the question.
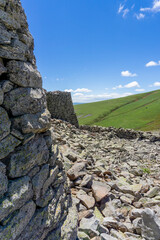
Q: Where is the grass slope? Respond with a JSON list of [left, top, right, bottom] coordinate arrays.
[[74, 90, 160, 131]]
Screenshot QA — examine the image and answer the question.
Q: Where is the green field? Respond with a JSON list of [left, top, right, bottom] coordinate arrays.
[[74, 90, 160, 131]]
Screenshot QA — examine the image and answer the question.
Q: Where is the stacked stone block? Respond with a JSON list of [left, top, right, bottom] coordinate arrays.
[[47, 91, 79, 128], [0, 1, 78, 239]]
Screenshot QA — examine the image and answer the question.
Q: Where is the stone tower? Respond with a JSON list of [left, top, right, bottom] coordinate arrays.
[[0, 0, 78, 239]]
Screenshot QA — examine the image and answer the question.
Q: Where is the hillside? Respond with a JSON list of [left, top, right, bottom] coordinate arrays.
[[74, 90, 160, 131]]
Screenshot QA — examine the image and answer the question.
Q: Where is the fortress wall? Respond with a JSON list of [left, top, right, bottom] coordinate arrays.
[[0, 1, 78, 239], [47, 91, 79, 128]]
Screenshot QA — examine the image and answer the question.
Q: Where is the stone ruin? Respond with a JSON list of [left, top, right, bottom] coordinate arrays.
[[47, 91, 79, 128], [0, 1, 78, 239]]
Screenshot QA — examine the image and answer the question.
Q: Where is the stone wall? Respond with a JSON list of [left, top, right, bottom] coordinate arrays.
[[47, 91, 79, 127], [0, 1, 77, 239]]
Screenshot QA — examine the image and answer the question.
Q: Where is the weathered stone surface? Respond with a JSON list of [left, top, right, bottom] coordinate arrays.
[[141, 208, 160, 240], [92, 181, 111, 202], [0, 9, 21, 30], [32, 164, 49, 200], [77, 190, 95, 209], [0, 87, 4, 104], [8, 135, 49, 178], [0, 134, 21, 160], [0, 80, 14, 93], [101, 233, 117, 240], [0, 176, 33, 221], [42, 165, 59, 195], [79, 216, 100, 238], [0, 171, 8, 198], [0, 58, 7, 74], [7, 60, 42, 88], [0, 106, 11, 141], [36, 187, 54, 207], [67, 162, 86, 180], [0, 0, 6, 8], [13, 109, 51, 134], [0, 200, 36, 240], [0, 161, 6, 174], [4, 87, 46, 116], [47, 91, 79, 127]]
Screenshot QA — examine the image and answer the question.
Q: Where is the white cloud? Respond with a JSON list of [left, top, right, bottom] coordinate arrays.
[[146, 60, 160, 67], [112, 81, 140, 90], [140, 0, 160, 13], [73, 93, 84, 96], [121, 70, 137, 77], [154, 81, 160, 86], [112, 85, 123, 90], [135, 13, 145, 20], [64, 88, 92, 93], [74, 88, 92, 93], [123, 8, 129, 17], [135, 89, 145, 92], [118, 3, 124, 13], [73, 92, 133, 103], [118, 3, 129, 18], [124, 81, 140, 88], [64, 89, 74, 92]]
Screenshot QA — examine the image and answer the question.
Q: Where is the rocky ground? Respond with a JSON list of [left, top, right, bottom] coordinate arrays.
[[51, 119, 160, 240]]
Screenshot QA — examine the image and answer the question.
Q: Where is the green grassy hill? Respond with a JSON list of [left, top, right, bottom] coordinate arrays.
[[74, 90, 160, 131]]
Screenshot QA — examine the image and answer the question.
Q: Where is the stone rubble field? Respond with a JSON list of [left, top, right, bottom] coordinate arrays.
[[51, 119, 160, 240]]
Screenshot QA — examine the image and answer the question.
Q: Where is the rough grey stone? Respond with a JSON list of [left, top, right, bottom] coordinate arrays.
[[0, 25, 11, 44], [0, 134, 21, 160], [13, 109, 51, 134], [0, 161, 6, 174], [8, 135, 49, 178], [47, 91, 79, 127], [0, 176, 33, 221], [0, 106, 11, 141], [0, 43, 27, 61], [0, 80, 14, 93], [79, 216, 100, 238], [101, 233, 117, 240], [36, 187, 54, 207], [0, 87, 4, 104], [0, 58, 7, 74], [42, 165, 59, 195], [4, 87, 46, 116], [0, 0, 6, 8], [0, 9, 21, 30], [7, 60, 42, 88], [0, 200, 36, 240], [0, 171, 8, 198], [32, 164, 49, 200], [141, 208, 160, 240], [17, 184, 66, 240]]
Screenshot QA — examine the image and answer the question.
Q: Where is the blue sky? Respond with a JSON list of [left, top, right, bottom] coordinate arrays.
[[21, 0, 160, 103]]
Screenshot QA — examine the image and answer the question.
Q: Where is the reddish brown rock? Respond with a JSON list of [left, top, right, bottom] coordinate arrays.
[[92, 181, 111, 202]]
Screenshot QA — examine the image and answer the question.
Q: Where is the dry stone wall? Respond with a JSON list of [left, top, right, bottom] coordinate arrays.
[[0, 1, 78, 239], [47, 91, 79, 127]]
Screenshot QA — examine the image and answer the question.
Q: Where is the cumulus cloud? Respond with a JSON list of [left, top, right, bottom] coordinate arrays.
[[135, 89, 145, 92], [73, 92, 133, 103], [64, 88, 92, 93], [154, 81, 160, 86], [121, 70, 137, 77], [146, 60, 160, 67], [112, 81, 140, 90], [124, 81, 140, 88], [140, 0, 160, 13], [135, 13, 145, 20]]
